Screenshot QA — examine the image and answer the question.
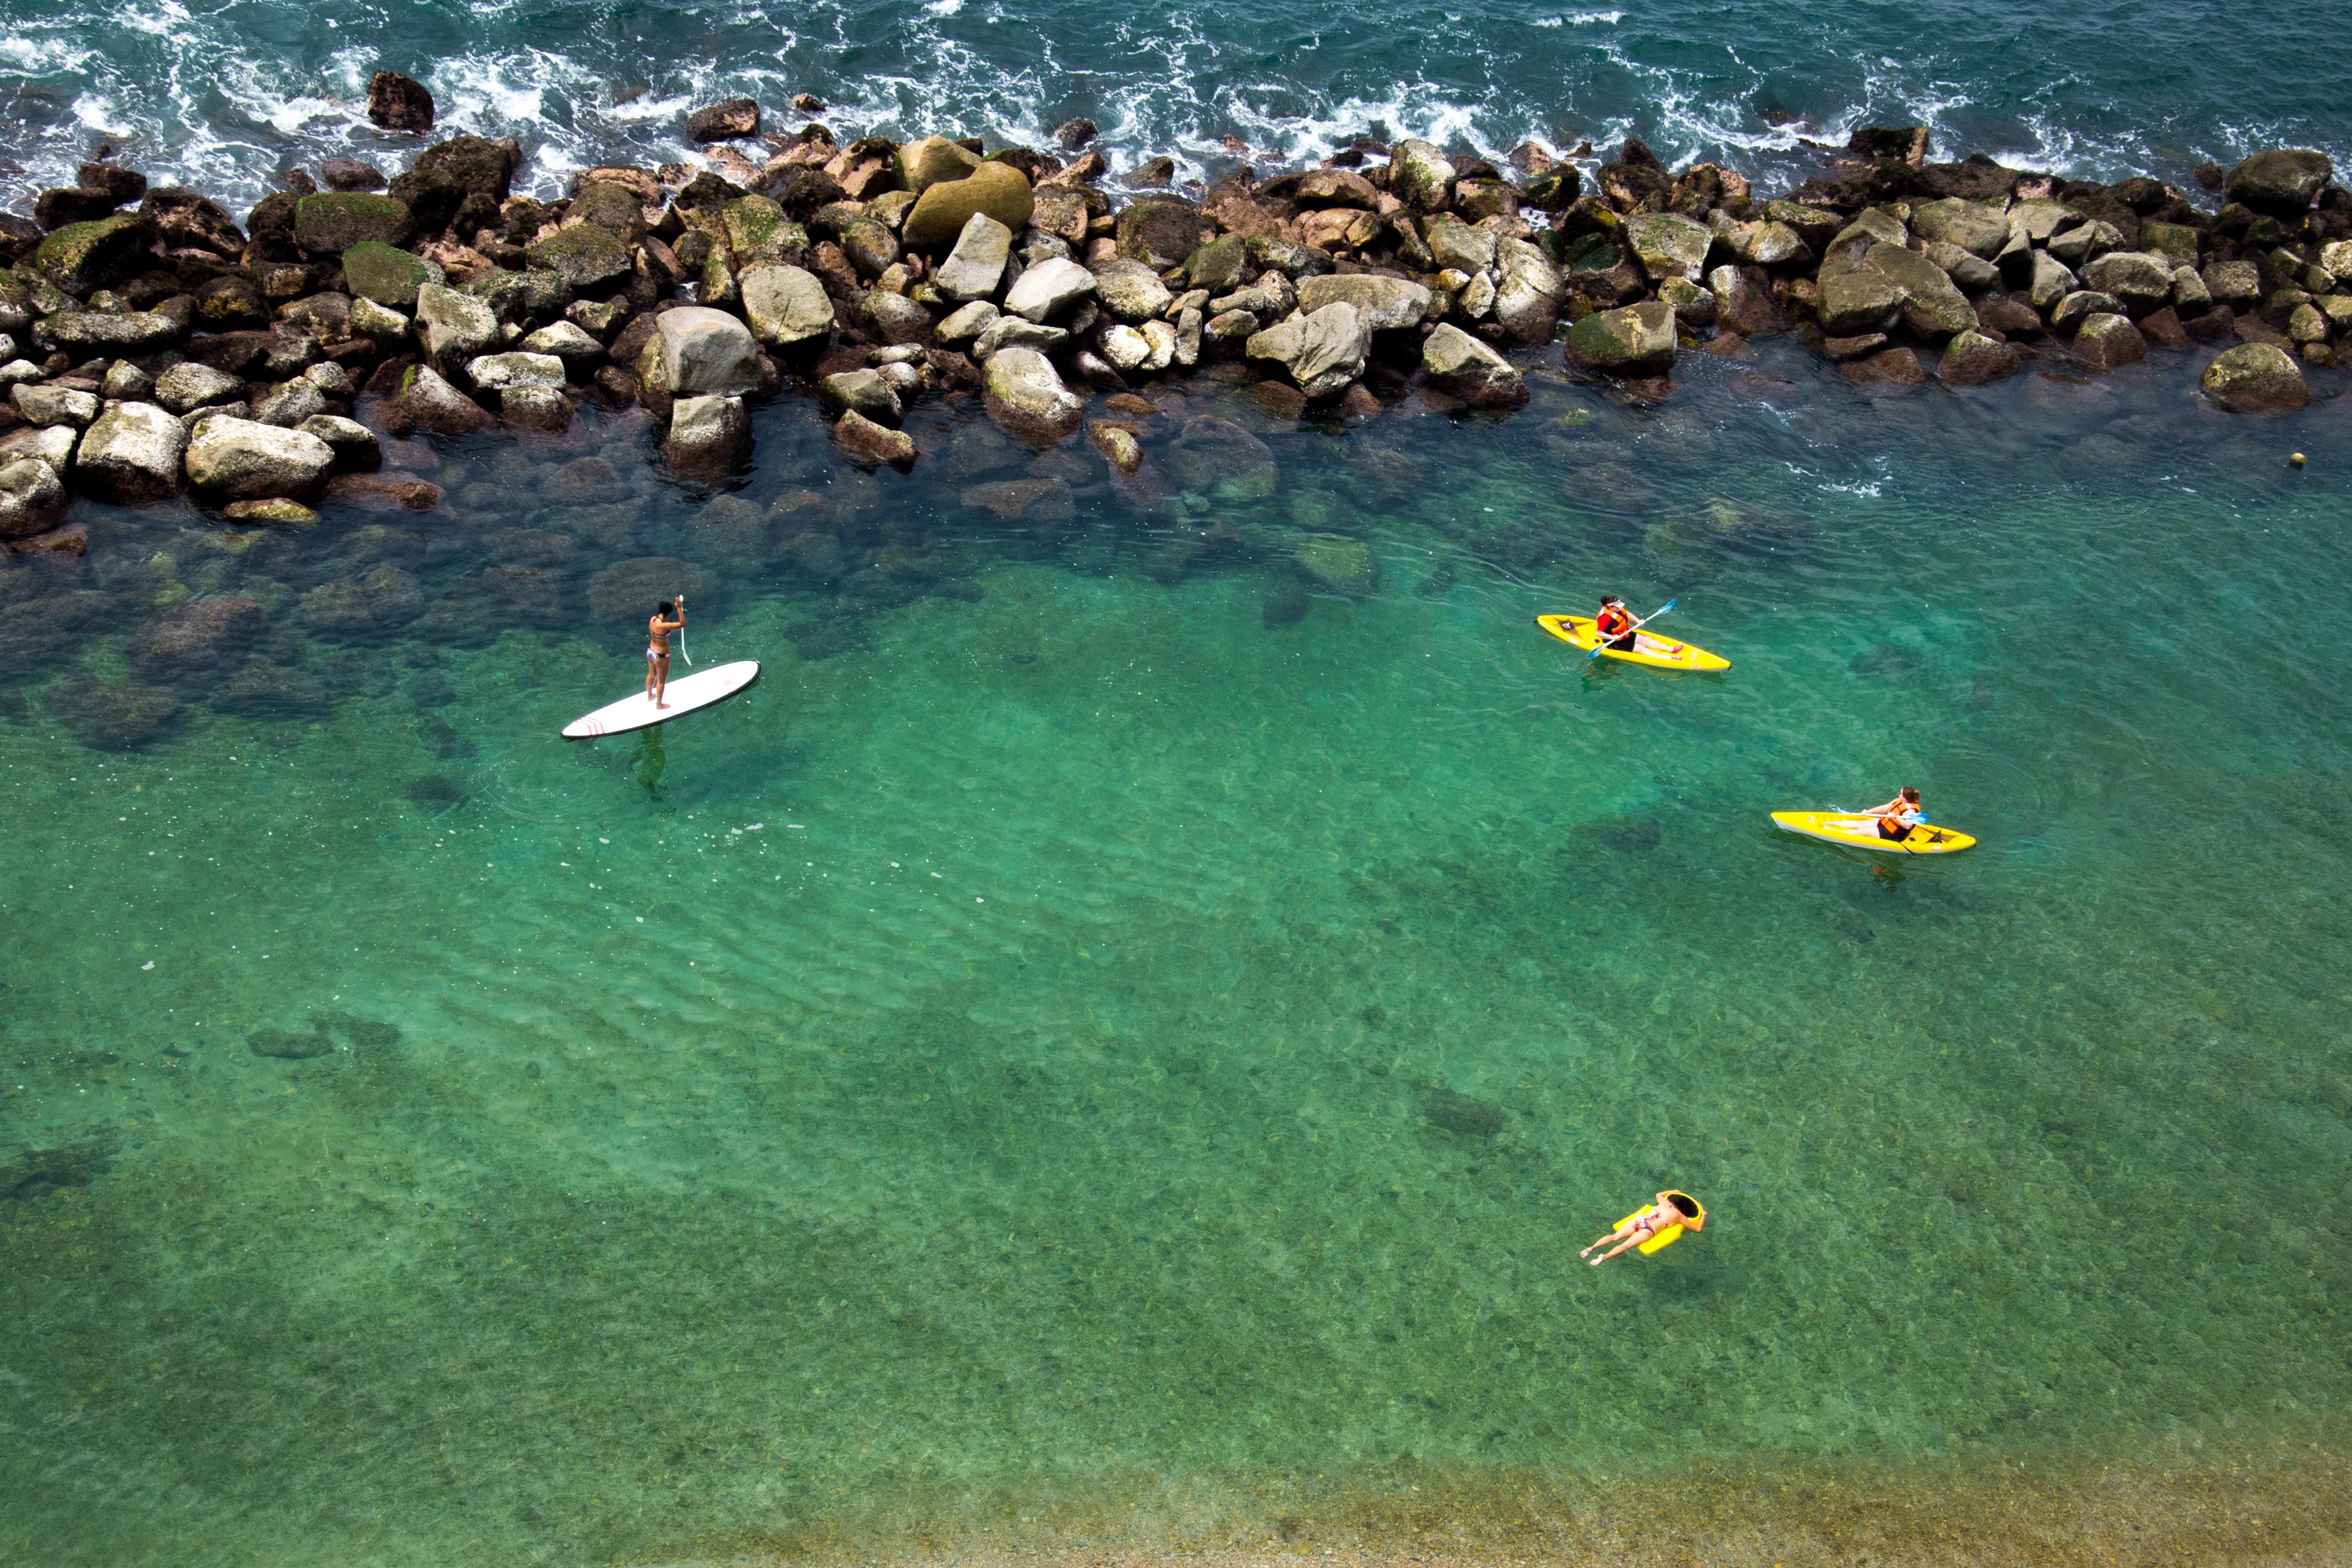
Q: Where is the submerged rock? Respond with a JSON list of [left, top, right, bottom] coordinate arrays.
[[1294, 534, 1378, 596]]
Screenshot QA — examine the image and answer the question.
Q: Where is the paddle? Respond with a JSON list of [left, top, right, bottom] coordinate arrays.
[[1587, 597, 1677, 659], [675, 595, 693, 667]]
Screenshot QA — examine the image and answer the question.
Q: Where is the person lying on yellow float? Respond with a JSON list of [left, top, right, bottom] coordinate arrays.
[[1582, 1190, 1706, 1265]]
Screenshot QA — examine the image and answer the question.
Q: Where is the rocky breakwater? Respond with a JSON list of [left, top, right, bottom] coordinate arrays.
[[1, 87, 2343, 554]]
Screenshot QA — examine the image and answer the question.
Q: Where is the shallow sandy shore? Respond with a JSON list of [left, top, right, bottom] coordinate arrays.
[[603, 1426, 2352, 1568]]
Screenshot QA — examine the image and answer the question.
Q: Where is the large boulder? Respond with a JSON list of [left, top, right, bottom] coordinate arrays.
[[686, 98, 760, 143], [665, 394, 751, 474], [1388, 139, 1455, 212], [391, 364, 495, 437], [2073, 313, 2147, 369], [896, 136, 984, 195], [1003, 256, 1097, 323], [412, 134, 517, 201], [1422, 321, 1528, 407], [1091, 258, 1174, 322], [2225, 149, 2333, 216], [981, 347, 1083, 443], [1562, 300, 1677, 375], [1624, 212, 1713, 283], [1245, 301, 1370, 397], [2199, 342, 2309, 412], [75, 401, 186, 503], [0, 458, 67, 540], [2080, 250, 2178, 314], [2028, 250, 2078, 313], [739, 264, 834, 347], [1492, 239, 1566, 344], [1938, 329, 2022, 385], [34, 310, 183, 355], [183, 416, 336, 500], [154, 362, 245, 415], [720, 196, 807, 267], [1907, 198, 2010, 258], [1295, 274, 1432, 332], [902, 163, 1033, 250], [414, 282, 498, 369], [643, 305, 762, 396], [292, 192, 412, 255], [23, 214, 152, 295], [467, 351, 566, 391], [523, 223, 632, 290], [1865, 241, 1976, 336], [368, 71, 434, 131], [1425, 216, 1499, 275], [341, 240, 440, 308], [1818, 250, 1905, 335], [933, 212, 1015, 302], [1114, 200, 1210, 270]]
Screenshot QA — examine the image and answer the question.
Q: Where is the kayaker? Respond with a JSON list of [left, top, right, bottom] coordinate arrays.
[[1593, 595, 1639, 652], [1582, 1190, 1704, 1266], [1867, 786, 1923, 843]]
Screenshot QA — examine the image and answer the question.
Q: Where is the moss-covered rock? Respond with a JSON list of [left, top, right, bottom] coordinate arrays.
[[1113, 198, 1206, 269], [2198, 341, 2308, 412], [292, 192, 414, 256], [1294, 534, 1379, 596], [903, 162, 1034, 251], [523, 223, 632, 290], [720, 195, 807, 268], [1562, 300, 1677, 375], [23, 213, 153, 296], [340, 240, 442, 308]]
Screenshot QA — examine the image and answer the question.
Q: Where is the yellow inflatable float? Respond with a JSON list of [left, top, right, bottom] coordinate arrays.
[[1617, 1191, 1706, 1254]]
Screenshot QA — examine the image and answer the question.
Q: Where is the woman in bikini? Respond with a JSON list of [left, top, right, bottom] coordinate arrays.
[[1582, 1190, 1704, 1266], [645, 594, 685, 709]]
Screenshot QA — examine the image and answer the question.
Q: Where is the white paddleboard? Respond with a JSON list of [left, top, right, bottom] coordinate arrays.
[[562, 660, 761, 739]]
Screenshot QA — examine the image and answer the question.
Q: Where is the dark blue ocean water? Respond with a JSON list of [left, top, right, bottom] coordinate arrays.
[[0, 0, 2345, 210]]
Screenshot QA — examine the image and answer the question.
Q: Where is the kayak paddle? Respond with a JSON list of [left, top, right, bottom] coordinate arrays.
[[1587, 597, 1677, 659]]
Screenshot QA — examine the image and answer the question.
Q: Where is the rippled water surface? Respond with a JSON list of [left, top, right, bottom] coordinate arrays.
[[1, 0, 2348, 208], [4, 334, 2350, 1563]]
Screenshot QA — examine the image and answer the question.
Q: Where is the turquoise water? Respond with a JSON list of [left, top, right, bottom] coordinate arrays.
[[4, 339, 2350, 1563]]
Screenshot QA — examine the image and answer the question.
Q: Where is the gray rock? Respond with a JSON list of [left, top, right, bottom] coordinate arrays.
[[1425, 216, 1500, 275], [0, 456, 68, 538], [1091, 258, 1174, 323], [391, 364, 495, 437], [2051, 289, 2123, 333], [981, 347, 1083, 442], [860, 289, 934, 345], [1908, 198, 2010, 258], [1388, 139, 1456, 212], [467, 351, 568, 391], [973, 315, 1068, 357], [935, 300, 999, 346], [1562, 299, 1678, 375], [102, 361, 154, 401], [1866, 241, 1977, 336], [1174, 304, 1202, 366], [250, 379, 329, 428], [1097, 323, 1152, 373], [665, 394, 751, 473], [154, 362, 247, 415], [348, 296, 410, 342], [1456, 271, 1496, 320], [414, 283, 498, 370], [302, 362, 354, 398], [2008, 199, 2084, 243], [1656, 277, 1714, 327], [1624, 211, 1713, 282], [299, 414, 380, 468], [1818, 250, 1904, 335], [2200, 259, 2262, 305], [1296, 273, 1433, 332], [1245, 301, 1369, 397], [1829, 207, 1909, 250], [2080, 250, 2177, 314], [1140, 317, 1177, 370], [501, 387, 573, 432], [2073, 312, 2147, 369], [12, 384, 99, 428], [2225, 148, 2333, 215], [183, 415, 335, 500], [644, 305, 762, 396], [2046, 220, 2123, 267], [0, 424, 78, 476], [738, 264, 834, 348], [1421, 321, 1527, 406], [2028, 251, 2079, 313], [34, 310, 183, 355], [819, 368, 902, 423], [520, 320, 604, 362], [933, 212, 1016, 302], [1002, 256, 1097, 322], [1938, 329, 2023, 385], [1925, 241, 2000, 293], [2170, 267, 2212, 312], [1723, 219, 1809, 267], [1708, 264, 1781, 335], [1203, 308, 1258, 351], [2200, 341, 2309, 411]]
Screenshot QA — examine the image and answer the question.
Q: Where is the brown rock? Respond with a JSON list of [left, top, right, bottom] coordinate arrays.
[[687, 99, 761, 143], [831, 409, 915, 468], [368, 71, 435, 133], [1839, 345, 1925, 388]]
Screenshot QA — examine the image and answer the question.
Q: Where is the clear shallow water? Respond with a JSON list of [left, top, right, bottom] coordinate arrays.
[[3, 339, 2350, 1564], [0, 0, 2347, 210]]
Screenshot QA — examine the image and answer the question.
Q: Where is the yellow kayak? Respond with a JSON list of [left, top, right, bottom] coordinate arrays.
[[1536, 614, 1731, 671], [1772, 811, 1977, 855]]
